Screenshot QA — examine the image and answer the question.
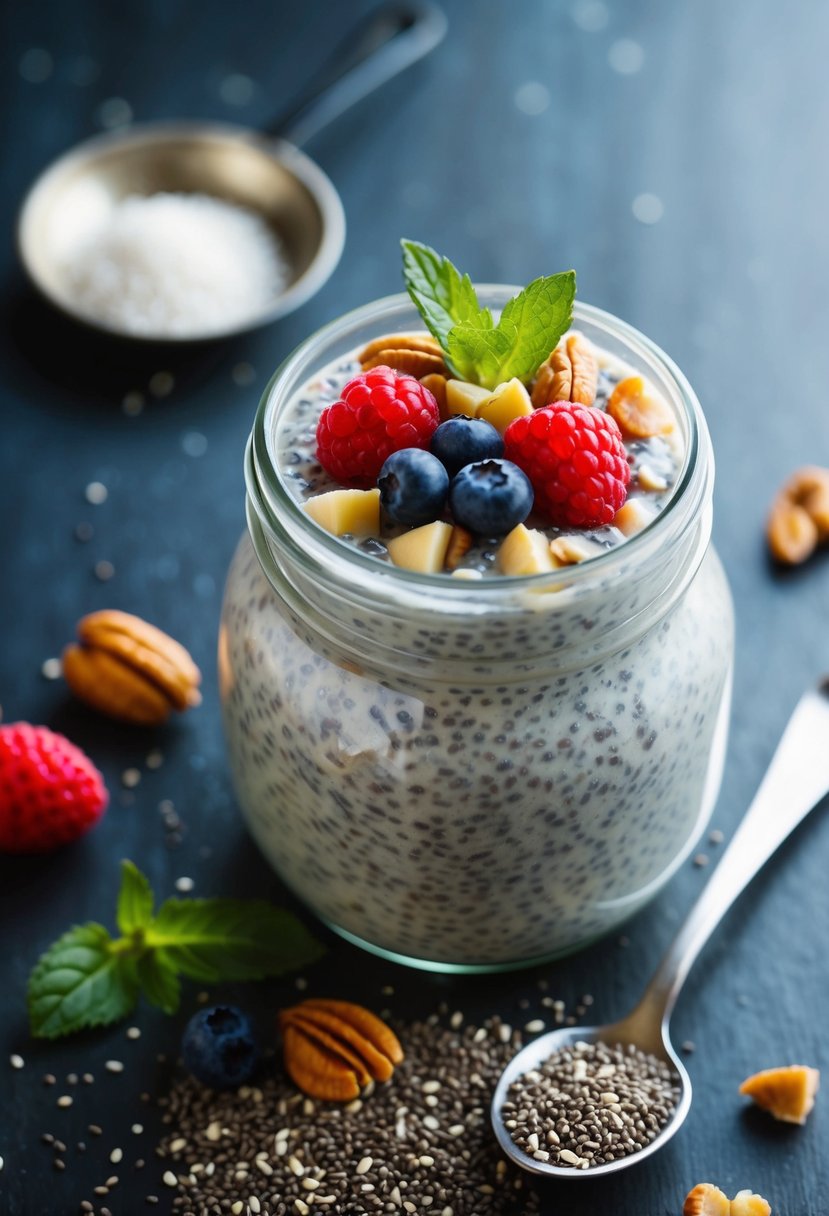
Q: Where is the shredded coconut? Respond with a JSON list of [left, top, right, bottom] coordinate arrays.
[[61, 192, 288, 337]]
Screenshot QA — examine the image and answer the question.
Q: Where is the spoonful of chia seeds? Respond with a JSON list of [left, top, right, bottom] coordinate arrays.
[[492, 677, 829, 1178]]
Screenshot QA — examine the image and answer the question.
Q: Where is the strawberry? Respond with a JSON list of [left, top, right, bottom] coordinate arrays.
[[0, 723, 108, 853]]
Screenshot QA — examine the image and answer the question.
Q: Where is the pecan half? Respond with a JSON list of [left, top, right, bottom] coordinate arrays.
[[531, 332, 598, 408], [767, 466, 829, 564], [278, 999, 403, 1102], [359, 333, 449, 378], [607, 375, 674, 438], [62, 610, 201, 726]]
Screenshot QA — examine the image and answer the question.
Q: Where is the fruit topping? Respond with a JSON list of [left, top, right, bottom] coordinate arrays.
[[304, 487, 381, 537], [532, 332, 598, 408], [613, 498, 657, 537], [476, 378, 534, 434], [504, 401, 630, 528], [0, 723, 108, 853], [430, 415, 504, 477], [607, 375, 674, 439], [739, 1064, 820, 1124], [445, 379, 492, 418], [387, 521, 453, 573], [497, 524, 556, 575], [182, 1005, 259, 1090], [449, 459, 534, 537], [316, 366, 439, 487], [378, 448, 449, 526]]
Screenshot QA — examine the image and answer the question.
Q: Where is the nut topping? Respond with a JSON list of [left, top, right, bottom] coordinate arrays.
[[278, 999, 403, 1102], [531, 332, 598, 408], [444, 525, 473, 571], [607, 375, 674, 438], [359, 333, 448, 379], [420, 373, 449, 419], [767, 466, 829, 564], [683, 1183, 731, 1216], [739, 1063, 820, 1124], [62, 610, 201, 726]]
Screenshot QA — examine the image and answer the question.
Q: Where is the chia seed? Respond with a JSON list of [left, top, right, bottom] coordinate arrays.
[[156, 1016, 539, 1215], [502, 1040, 680, 1168]]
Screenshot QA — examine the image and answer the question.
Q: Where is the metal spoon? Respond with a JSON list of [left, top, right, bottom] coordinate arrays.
[[492, 677, 829, 1179], [16, 2, 447, 343]]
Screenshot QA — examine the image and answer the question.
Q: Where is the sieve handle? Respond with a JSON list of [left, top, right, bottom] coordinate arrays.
[[267, 3, 447, 147]]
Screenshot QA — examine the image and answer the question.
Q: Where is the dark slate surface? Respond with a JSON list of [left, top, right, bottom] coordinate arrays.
[[1, 1, 828, 1213]]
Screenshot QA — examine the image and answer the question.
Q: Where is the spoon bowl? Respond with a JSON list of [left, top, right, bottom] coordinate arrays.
[[492, 678, 829, 1180]]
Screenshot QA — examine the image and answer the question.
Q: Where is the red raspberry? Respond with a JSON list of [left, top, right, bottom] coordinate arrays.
[[0, 724, 108, 853], [316, 366, 440, 487], [504, 401, 631, 528]]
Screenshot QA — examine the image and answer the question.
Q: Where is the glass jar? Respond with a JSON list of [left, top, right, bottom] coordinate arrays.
[[219, 291, 734, 973]]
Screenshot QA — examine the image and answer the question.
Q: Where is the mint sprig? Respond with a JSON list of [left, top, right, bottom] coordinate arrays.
[[401, 238, 575, 389], [27, 861, 324, 1039]]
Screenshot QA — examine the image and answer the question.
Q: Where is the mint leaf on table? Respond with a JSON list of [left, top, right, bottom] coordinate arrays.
[[27, 861, 324, 1039], [116, 859, 154, 934], [147, 899, 326, 982], [401, 239, 576, 388], [28, 923, 139, 1039]]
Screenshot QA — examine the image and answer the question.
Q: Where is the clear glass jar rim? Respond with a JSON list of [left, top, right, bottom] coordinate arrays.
[[249, 291, 711, 604]]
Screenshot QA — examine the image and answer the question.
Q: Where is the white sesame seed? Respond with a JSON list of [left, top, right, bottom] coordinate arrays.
[[524, 1019, 545, 1033], [105, 1060, 124, 1073], [601, 1091, 620, 1104], [126, 1026, 141, 1040], [694, 852, 710, 867], [533, 1149, 550, 1161], [249, 1198, 261, 1213], [110, 1148, 123, 1163], [231, 1204, 243, 1215], [301, 1177, 320, 1190], [175, 876, 195, 893], [205, 1121, 221, 1141], [9, 1054, 24, 1069], [527, 1132, 539, 1151], [422, 1080, 441, 1094], [0, 1156, 3, 1171], [121, 768, 141, 788], [57, 1095, 73, 1107], [255, 1159, 273, 1176], [422, 1114, 440, 1131], [425, 1094, 439, 1107], [288, 1154, 304, 1176], [498, 1023, 512, 1043], [294, 1201, 309, 1215], [473, 1027, 487, 1042], [41, 658, 62, 680], [559, 1149, 584, 1166], [344, 1098, 362, 1113], [448, 1124, 464, 1137], [131, 1124, 143, 1135], [85, 481, 108, 505], [163, 1170, 177, 1187], [419, 1155, 435, 1166], [356, 1156, 373, 1175], [170, 1138, 187, 1152], [450, 1011, 463, 1029]]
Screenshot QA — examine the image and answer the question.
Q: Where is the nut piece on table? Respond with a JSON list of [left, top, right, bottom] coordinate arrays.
[[607, 375, 675, 439], [278, 998, 403, 1102], [683, 1183, 731, 1216], [767, 466, 829, 564], [359, 333, 448, 379], [532, 332, 598, 408], [739, 1064, 820, 1124], [62, 610, 201, 727], [730, 1191, 772, 1216]]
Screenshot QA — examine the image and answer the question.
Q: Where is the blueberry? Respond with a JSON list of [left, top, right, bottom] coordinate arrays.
[[449, 459, 534, 536], [378, 448, 449, 526], [181, 1005, 258, 1090], [430, 416, 504, 477]]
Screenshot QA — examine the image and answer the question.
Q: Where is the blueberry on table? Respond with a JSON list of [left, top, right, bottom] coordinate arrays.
[[182, 1005, 259, 1089], [378, 448, 450, 526], [449, 459, 534, 536], [430, 415, 505, 477]]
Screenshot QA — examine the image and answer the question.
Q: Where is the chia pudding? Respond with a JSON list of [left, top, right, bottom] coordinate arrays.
[[220, 289, 734, 970]]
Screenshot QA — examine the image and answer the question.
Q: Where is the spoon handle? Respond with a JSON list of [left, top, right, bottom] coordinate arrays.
[[266, 3, 447, 147], [640, 679, 829, 1024]]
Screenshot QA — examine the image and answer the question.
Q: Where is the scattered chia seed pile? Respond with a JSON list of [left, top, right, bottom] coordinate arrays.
[[502, 1040, 680, 1169], [157, 1016, 540, 1215]]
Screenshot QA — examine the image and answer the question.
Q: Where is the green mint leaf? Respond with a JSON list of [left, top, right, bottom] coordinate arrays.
[[28, 924, 139, 1039], [136, 951, 181, 1015], [401, 238, 492, 368], [146, 899, 325, 983], [446, 271, 576, 389], [116, 860, 154, 934]]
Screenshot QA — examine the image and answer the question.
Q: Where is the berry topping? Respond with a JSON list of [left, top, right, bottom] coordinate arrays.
[[182, 1005, 259, 1090], [504, 401, 630, 528], [0, 723, 108, 853], [378, 448, 449, 526], [430, 415, 505, 477], [448, 459, 534, 537], [316, 366, 440, 487]]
